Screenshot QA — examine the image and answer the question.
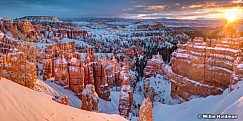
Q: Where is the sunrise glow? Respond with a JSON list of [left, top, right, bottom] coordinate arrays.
[[223, 8, 242, 23]]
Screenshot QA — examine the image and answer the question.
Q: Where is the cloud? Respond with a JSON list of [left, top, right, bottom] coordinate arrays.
[[232, 0, 243, 4], [0, 0, 243, 19], [123, 0, 243, 19], [135, 5, 146, 8], [146, 5, 166, 11]]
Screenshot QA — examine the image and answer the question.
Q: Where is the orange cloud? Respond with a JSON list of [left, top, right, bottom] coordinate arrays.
[[187, 2, 218, 9], [145, 5, 166, 11], [125, 1, 243, 20], [188, 4, 203, 8]]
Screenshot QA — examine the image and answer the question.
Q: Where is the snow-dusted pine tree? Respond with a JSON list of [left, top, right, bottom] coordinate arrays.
[[139, 98, 153, 121]]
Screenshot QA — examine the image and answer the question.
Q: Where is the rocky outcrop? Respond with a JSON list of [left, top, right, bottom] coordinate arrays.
[[52, 95, 68, 105], [19, 16, 60, 23], [0, 34, 37, 89], [69, 56, 85, 94], [1, 18, 88, 43], [92, 60, 110, 100], [138, 98, 153, 121], [0, 20, 7, 33], [81, 84, 99, 112], [46, 46, 122, 100], [9, 25, 19, 38], [143, 53, 163, 101], [144, 53, 163, 79], [0, 35, 14, 54], [1, 52, 37, 88], [161, 37, 243, 101], [84, 48, 122, 100], [54, 54, 69, 86], [42, 56, 52, 81], [143, 78, 155, 101], [118, 62, 133, 118], [44, 42, 76, 56]]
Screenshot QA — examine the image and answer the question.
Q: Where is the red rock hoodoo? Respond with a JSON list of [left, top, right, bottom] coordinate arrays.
[[81, 84, 99, 112], [143, 53, 163, 101], [118, 62, 133, 118]]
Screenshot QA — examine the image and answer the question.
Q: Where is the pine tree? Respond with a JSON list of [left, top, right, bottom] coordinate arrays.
[[139, 98, 154, 121]]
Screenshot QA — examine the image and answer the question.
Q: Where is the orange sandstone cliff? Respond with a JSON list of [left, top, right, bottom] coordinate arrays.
[[161, 37, 243, 101]]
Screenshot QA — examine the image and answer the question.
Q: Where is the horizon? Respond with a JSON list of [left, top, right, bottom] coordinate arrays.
[[1, 15, 242, 22], [0, 0, 243, 20]]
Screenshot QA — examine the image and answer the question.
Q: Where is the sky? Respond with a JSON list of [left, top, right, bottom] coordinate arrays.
[[0, 0, 243, 19]]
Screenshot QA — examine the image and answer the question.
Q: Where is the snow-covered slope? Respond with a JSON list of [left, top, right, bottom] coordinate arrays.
[[148, 74, 178, 105], [99, 91, 120, 114], [153, 81, 243, 121], [99, 91, 142, 115], [34, 79, 82, 108], [0, 78, 126, 121], [34, 79, 141, 116], [35, 79, 120, 114]]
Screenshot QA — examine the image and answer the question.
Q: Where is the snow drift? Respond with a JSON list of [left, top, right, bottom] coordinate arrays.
[[0, 78, 126, 121], [153, 81, 243, 121]]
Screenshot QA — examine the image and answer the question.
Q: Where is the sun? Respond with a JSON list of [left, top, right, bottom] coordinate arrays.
[[223, 8, 241, 23]]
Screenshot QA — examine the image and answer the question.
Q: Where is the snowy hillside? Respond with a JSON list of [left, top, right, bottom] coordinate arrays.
[[148, 74, 179, 105], [0, 78, 126, 121], [34, 79, 133, 115], [153, 81, 243, 121], [34, 79, 82, 108], [99, 91, 120, 114]]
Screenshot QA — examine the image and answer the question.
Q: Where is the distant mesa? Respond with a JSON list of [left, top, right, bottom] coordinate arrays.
[[18, 16, 60, 23]]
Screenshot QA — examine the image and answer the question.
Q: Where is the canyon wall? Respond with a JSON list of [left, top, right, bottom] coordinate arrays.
[[162, 37, 243, 101], [0, 34, 38, 88], [0, 19, 88, 42]]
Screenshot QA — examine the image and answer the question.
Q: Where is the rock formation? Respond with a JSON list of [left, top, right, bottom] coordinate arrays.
[[118, 62, 133, 118], [138, 98, 153, 121], [45, 46, 121, 100], [92, 60, 111, 100], [161, 37, 243, 101], [19, 19, 36, 41], [81, 84, 99, 112], [143, 53, 163, 101], [42, 55, 52, 81], [54, 54, 68, 86], [0, 34, 37, 89], [144, 53, 163, 79], [69, 56, 85, 94], [1, 52, 37, 88], [0, 18, 88, 43], [19, 16, 60, 23], [143, 78, 155, 102], [9, 25, 19, 38], [85, 49, 108, 100], [52, 95, 68, 105], [0, 35, 14, 54], [0, 20, 7, 33]]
